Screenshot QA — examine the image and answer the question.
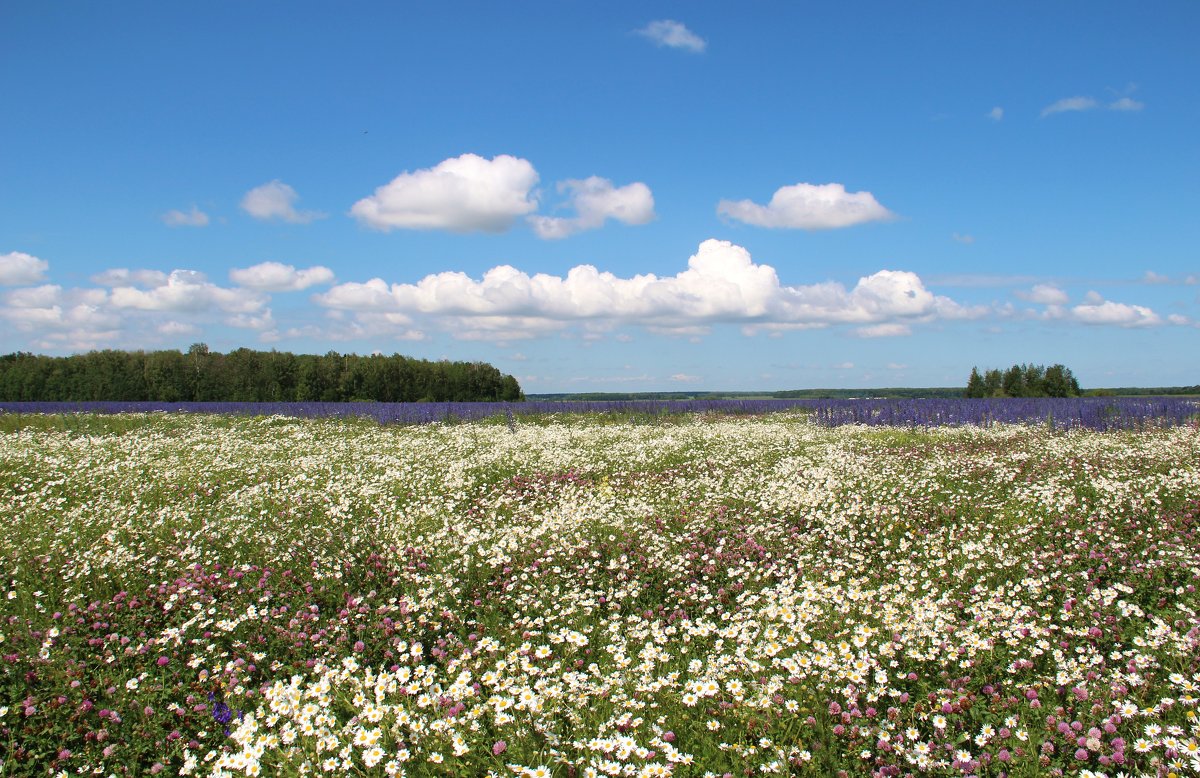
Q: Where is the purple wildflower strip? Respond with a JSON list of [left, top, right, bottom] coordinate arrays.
[[0, 396, 1195, 430]]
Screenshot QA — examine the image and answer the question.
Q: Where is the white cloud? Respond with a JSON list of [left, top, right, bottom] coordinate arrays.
[[635, 20, 706, 53], [1168, 314, 1191, 326], [0, 266, 287, 350], [832, 362, 855, 370], [1142, 270, 1171, 285], [3, 284, 63, 308], [987, 107, 1004, 121], [1072, 299, 1162, 327], [0, 283, 121, 345], [1109, 97, 1144, 112], [161, 205, 210, 227], [717, 182, 894, 230], [157, 321, 200, 336], [315, 239, 978, 341], [529, 177, 655, 239], [1015, 284, 1069, 305], [1041, 95, 1145, 117], [226, 311, 275, 330], [240, 180, 324, 224], [854, 323, 911, 338], [110, 270, 266, 314], [229, 262, 335, 291], [1041, 96, 1099, 117], [350, 154, 539, 233], [91, 268, 170, 288], [887, 362, 909, 370], [952, 232, 975, 244], [1, 304, 117, 330], [0, 251, 49, 285], [670, 373, 700, 382]]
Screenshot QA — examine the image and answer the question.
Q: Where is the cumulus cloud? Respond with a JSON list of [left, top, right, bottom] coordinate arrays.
[[0, 251, 49, 285], [529, 177, 656, 239], [350, 154, 539, 233], [635, 20, 706, 52], [952, 232, 975, 244], [229, 262, 335, 291], [1015, 284, 1069, 305], [1, 302, 119, 334], [241, 180, 324, 224], [315, 239, 982, 341], [717, 182, 894, 230], [0, 283, 120, 350], [0, 265, 290, 350], [3, 284, 64, 309], [110, 270, 266, 314], [1041, 96, 1099, 117], [1142, 270, 1171, 285], [1072, 298, 1162, 327], [670, 373, 700, 382], [987, 107, 1004, 121], [161, 205, 210, 227]]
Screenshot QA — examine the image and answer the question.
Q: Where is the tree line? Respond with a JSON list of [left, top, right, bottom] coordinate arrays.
[[0, 345, 524, 403], [964, 363, 1081, 398]]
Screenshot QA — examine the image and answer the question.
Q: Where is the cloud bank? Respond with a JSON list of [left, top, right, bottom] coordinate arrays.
[[1, 245, 1176, 352], [315, 239, 982, 341]]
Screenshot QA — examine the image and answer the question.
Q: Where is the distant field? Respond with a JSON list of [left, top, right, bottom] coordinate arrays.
[[2, 412, 1200, 776], [2, 395, 1197, 430]]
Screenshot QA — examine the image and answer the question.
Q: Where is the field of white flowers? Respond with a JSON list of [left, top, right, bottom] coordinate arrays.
[[2, 411, 1199, 778]]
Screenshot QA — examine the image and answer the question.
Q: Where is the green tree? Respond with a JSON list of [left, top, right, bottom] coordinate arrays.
[[964, 367, 985, 398]]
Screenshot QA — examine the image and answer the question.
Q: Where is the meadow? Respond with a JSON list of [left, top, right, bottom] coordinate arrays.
[[2, 407, 1199, 777]]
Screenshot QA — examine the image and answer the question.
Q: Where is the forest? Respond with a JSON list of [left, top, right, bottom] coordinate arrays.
[[0, 345, 524, 403], [964, 363, 1081, 398]]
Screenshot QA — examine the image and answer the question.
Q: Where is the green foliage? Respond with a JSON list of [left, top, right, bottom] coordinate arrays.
[[964, 362, 1081, 398], [0, 346, 524, 403]]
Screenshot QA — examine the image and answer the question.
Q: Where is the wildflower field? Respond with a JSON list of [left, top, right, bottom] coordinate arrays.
[[2, 410, 1200, 778]]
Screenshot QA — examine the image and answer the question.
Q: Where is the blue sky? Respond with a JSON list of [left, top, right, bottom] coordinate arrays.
[[2, 2, 1198, 391]]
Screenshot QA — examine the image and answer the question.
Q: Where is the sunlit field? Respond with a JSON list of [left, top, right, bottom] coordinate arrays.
[[3, 411, 1200, 778]]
